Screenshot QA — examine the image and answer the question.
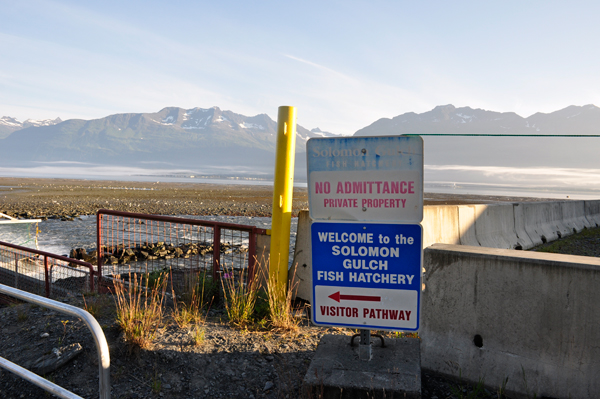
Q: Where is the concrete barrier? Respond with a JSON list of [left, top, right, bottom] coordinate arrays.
[[553, 202, 577, 238], [422, 205, 460, 248], [560, 200, 592, 233], [520, 202, 564, 246], [584, 200, 600, 226], [512, 203, 536, 249], [457, 205, 479, 247], [289, 211, 312, 301], [469, 204, 522, 249], [421, 244, 600, 399]]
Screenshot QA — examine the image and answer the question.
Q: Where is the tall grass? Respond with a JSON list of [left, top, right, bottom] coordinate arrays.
[[171, 269, 214, 328], [113, 271, 168, 348], [221, 262, 258, 328], [265, 260, 301, 333], [219, 254, 303, 332]]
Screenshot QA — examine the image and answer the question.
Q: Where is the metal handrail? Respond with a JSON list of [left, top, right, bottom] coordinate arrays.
[[96, 209, 267, 233], [0, 240, 95, 295], [0, 283, 110, 399]]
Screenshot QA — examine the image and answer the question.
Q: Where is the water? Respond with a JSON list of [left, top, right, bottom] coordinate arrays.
[[0, 163, 297, 186], [0, 223, 39, 248], [425, 165, 600, 200], [1, 215, 298, 260], [2, 163, 600, 198]]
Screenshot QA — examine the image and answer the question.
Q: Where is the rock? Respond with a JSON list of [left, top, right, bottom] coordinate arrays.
[[69, 248, 87, 259], [263, 381, 274, 391], [40, 332, 49, 338], [30, 343, 83, 375]]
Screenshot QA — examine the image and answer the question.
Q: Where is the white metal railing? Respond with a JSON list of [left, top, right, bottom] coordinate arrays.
[[0, 283, 110, 399]]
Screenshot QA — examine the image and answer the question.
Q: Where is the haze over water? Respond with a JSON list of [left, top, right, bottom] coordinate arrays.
[[2, 162, 599, 200]]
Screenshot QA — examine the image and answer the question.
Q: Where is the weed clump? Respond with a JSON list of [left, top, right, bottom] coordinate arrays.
[[221, 263, 258, 328], [265, 260, 301, 333], [113, 270, 168, 348]]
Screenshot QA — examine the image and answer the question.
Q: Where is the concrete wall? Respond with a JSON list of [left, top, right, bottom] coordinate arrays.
[[291, 200, 600, 301], [421, 244, 600, 399], [287, 201, 600, 396], [425, 200, 600, 250], [289, 210, 312, 300]]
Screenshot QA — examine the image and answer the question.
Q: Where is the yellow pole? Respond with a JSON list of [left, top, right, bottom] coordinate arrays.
[[269, 106, 297, 300]]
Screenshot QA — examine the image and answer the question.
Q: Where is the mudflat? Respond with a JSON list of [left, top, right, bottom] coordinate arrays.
[[0, 176, 554, 220]]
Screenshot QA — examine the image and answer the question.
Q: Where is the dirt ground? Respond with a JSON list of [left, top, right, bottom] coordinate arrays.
[[0, 294, 465, 399]]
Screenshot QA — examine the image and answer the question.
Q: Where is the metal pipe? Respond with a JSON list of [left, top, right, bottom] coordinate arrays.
[[96, 209, 266, 234], [0, 241, 95, 269], [44, 255, 49, 297], [248, 228, 257, 284], [1, 241, 95, 296], [97, 211, 103, 289], [269, 106, 297, 301], [0, 357, 83, 399], [359, 329, 372, 361], [14, 252, 18, 288], [0, 283, 110, 399], [213, 226, 221, 279]]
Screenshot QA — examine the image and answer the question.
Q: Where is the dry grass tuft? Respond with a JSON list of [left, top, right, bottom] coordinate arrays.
[[191, 326, 205, 346], [261, 257, 302, 333], [171, 269, 213, 328], [113, 270, 168, 348], [221, 263, 258, 328]]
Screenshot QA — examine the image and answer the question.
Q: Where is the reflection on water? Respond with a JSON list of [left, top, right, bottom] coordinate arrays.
[[0, 223, 39, 248]]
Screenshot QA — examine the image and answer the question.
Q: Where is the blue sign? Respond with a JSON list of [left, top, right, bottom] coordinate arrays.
[[311, 221, 422, 331]]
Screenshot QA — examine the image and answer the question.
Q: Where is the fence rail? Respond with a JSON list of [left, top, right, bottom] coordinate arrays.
[[96, 209, 267, 289], [0, 283, 110, 399], [0, 240, 94, 298]]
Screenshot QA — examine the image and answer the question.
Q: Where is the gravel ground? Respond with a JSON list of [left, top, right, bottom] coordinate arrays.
[[0, 177, 555, 221], [0, 294, 467, 399]]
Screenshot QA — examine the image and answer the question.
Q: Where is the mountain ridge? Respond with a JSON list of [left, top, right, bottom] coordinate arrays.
[[354, 104, 600, 170], [354, 104, 600, 136], [0, 107, 333, 177], [2, 104, 599, 178], [0, 116, 62, 139]]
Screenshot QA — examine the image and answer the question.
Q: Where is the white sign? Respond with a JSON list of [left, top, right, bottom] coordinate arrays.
[[307, 136, 424, 223], [314, 285, 418, 330]]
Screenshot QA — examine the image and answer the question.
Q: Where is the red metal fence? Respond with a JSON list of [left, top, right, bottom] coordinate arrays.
[[96, 209, 267, 289], [0, 240, 94, 299]]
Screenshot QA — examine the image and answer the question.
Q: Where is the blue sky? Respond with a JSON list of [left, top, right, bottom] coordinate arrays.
[[1, 0, 599, 135]]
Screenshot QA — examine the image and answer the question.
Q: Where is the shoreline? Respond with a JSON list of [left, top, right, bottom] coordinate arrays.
[[0, 176, 560, 220]]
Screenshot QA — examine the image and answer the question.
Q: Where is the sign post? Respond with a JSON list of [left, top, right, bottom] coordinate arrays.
[[307, 135, 424, 360]]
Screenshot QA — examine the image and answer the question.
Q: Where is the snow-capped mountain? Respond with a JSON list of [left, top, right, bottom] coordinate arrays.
[[0, 107, 334, 176], [0, 116, 62, 138]]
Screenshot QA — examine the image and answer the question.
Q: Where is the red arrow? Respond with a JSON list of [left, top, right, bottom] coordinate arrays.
[[328, 291, 381, 303]]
